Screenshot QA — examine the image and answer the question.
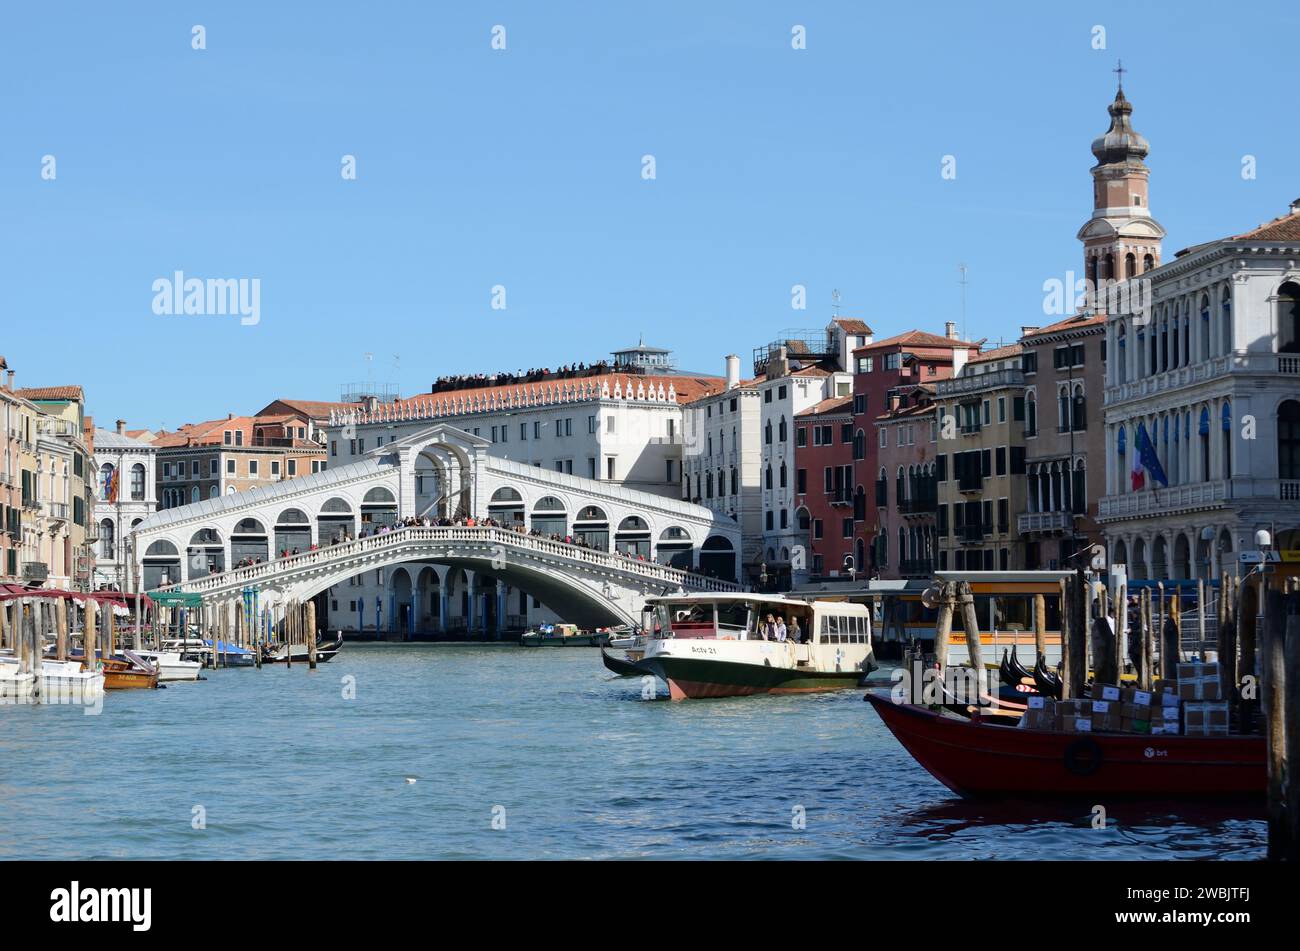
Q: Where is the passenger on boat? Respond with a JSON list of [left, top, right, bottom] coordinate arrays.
[[774, 617, 788, 642], [790, 617, 805, 643]]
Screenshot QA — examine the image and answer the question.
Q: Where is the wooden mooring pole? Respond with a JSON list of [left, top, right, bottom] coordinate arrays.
[[957, 582, 984, 700], [307, 601, 318, 670]]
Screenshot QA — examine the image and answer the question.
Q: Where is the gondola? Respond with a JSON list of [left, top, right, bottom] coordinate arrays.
[[1007, 644, 1033, 684], [262, 634, 343, 664], [998, 649, 1017, 687], [1032, 652, 1063, 700], [601, 648, 647, 677]]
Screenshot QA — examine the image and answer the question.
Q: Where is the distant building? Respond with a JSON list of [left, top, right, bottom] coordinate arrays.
[[934, 345, 1028, 572], [92, 421, 158, 590], [794, 395, 856, 580], [873, 385, 939, 580]]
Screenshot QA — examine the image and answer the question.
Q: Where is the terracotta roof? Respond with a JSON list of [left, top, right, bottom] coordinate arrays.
[[1023, 313, 1106, 337], [392, 372, 726, 412], [968, 343, 1023, 364], [832, 317, 873, 334], [1234, 208, 1300, 242], [854, 330, 980, 354], [15, 385, 84, 402], [796, 395, 853, 418], [153, 416, 254, 448], [258, 398, 361, 419]]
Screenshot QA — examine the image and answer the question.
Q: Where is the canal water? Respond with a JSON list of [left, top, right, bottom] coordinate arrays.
[[0, 644, 1266, 860]]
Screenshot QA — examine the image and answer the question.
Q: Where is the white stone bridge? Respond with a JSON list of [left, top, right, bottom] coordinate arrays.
[[133, 424, 742, 628]]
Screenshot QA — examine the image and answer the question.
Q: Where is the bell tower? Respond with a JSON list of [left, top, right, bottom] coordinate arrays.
[[1076, 64, 1166, 305]]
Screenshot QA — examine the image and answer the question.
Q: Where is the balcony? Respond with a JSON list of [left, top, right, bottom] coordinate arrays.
[[899, 558, 934, 577], [826, 488, 853, 507], [1106, 353, 1300, 407], [45, 501, 69, 521], [898, 498, 937, 516], [1018, 510, 1073, 534], [22, 496, 40, 511], [957, 524, 989, 544], [957, 476, 983, 493], [1099, 480, 1229, 520], [937, 367, 1026, 397], [0, 470, 12, 487], [22, 561, 49, 582]]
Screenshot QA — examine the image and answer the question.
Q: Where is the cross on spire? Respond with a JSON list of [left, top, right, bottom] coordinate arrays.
[[1114, 59, 1126, 92]]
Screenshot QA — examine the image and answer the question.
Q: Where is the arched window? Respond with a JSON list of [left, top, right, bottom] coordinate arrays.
[[1221, 287, 1232, 353], [1026, 391, 1037, 435], [130, 464, 146, 501], [99, 518, 115, 559], [1221, 402, 1232, 478], [779, 462, 787, 488], [98, 463, 115, 502], [764, 420, 772, 445], [1278, 282, 1300, 354], [209, 485, 218, 499], [1200, 294, 1211, 357], [778, 416, 787, 442], [765, 465, 773, 490], [1279, 401, 1300, 480], [1199, 407, 1211, 482], [1116, 325, 1127, 383], [705, 472, 714, 499], [1143, 253, 1154, 272], [1125, 253, 1136, 279], [190, 485, 200, 504], [1071, 384, 1086, 432]]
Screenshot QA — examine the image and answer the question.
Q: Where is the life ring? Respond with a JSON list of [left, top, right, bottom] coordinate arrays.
[[1063, 737, 1104, 776]]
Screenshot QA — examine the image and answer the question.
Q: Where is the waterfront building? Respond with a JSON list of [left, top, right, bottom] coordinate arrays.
[[850, 326, 978, 573], [681, 354, 763, 583], [872, 385, 939, 580], [753, 320, 863, 589], [794, 394, 857, 580], [934, 345, 1029, 572], [1017, 314, 1107, 569], [1, 359, 35, 584], [152, 407, 330, 510], [12, 384, 95, 590], [1100, 198, 1300, 579], [91, 420, 158, 591]]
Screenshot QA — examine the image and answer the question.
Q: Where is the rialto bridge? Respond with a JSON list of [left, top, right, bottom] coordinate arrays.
[[132, 424, 743, 629]]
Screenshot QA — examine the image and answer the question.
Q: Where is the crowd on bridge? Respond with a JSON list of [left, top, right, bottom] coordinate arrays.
[[429, 360, 614, 394]]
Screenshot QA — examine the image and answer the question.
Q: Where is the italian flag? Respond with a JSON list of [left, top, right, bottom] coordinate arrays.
[[1130, 445, 1145, 490]]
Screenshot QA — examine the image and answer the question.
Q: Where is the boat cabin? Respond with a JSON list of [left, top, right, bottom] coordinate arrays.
[[644, 593, 871, 647]]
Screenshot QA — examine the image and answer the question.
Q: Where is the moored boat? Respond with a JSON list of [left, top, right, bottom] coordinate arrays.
[[600, 647, 647, 677], [636, 593, 875, 700], [39, 660, 106, 701], [863, 692, 1264, 799], [520, 623, 609, 647], [261, 633, 342, 664], [0, 656, 35, 701], [133, 649, 202, 682]]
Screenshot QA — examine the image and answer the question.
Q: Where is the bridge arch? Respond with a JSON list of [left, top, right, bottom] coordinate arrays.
[[143, 539, 181, 589], [187, 528, 225, 579], [318, 497, 355, 545], [699, 535, 736, 581], [531, 495, 568, 536], [275, 507, 312, 554]]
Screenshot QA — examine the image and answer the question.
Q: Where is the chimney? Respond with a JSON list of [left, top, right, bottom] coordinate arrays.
[[888, 393, 901, 411], [944, 321, 958, 340], [1291, 197, 1300, 215], [1020, 326, 1039, 338], [725, 354, 741, 390], [227, 413, 234, 420], [116, 419, 126, 436], [774, 345, 790, 378], [952, 347, 970, 377], [5, 369, 13, 392]]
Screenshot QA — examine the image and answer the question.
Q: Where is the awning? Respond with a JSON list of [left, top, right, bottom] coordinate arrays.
[[148, 591, 204, 608]]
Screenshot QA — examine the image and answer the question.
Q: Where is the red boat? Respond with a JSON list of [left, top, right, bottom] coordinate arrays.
[[863, 692, 1265, 799]]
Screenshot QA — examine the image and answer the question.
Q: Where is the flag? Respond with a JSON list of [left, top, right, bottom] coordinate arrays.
[[1130, 441, 1144, 491], [108, 466, 120, 503], [1135, 422, 1169, 488]]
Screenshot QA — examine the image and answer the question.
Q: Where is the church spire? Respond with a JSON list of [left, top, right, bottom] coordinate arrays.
[[1076, 67, 1165, 302]]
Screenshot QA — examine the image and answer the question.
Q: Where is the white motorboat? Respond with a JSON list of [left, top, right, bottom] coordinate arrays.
[[133, 650, 202, 682], [39, 660, 106, 701], [0, 656, 36, 701], [637, 593, 876, 700]]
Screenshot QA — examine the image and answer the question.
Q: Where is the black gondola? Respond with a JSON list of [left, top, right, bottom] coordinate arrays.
[[1007, 644, 1033, 685], [1032, 652, 1062, 700], [601, 648, 646, 677], [999, 649, 1016, 687]]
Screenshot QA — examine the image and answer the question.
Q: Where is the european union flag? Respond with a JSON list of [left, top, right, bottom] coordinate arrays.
[[1136, 421, 1168, 488]]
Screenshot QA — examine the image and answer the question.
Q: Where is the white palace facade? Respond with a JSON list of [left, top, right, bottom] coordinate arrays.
[[1100, 199, 1300, 579]]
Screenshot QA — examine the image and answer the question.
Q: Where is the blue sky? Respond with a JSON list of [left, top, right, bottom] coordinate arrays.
[[1, 1, 1295, 430]]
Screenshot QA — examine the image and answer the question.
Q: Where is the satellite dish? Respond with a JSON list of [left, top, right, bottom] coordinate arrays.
[[921, 586, 941, 610]]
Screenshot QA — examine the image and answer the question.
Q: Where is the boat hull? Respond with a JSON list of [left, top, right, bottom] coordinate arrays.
[[640, 654, 866, 700], [520, 634, 608, 647], [863, 692, 1265, 799]]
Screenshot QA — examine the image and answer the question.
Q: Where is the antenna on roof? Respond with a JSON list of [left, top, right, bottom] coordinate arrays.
[[831, 288, 842, 317], [957, 264, 969, 340]]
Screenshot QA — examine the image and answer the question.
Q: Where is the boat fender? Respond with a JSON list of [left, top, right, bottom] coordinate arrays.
[[1063, 737, 1104, 777]]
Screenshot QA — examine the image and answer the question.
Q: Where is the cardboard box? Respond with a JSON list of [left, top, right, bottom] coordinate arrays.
[[1023, 708, 1055, 730], [1094, 684, 1121, 703], [1152, 722, 1181, 735], [1176, 662, 1203, 681], [1159, 690, 1181, 708], [1056, 700, 1091, 722], [1159, 704, 1180, 721], [1200, 679, 1222, 701], [1027, 695, 1048, 710], [1062, 717, 1093, 733], [1154, 678, 1177, 695], [1122, 688, 1153, 707]]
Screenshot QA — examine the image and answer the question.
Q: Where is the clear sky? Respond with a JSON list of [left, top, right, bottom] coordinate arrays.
[[2, 1, 1295, 430]]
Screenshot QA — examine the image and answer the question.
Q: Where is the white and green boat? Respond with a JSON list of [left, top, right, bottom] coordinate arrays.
[[637, 593, 875, 700]]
